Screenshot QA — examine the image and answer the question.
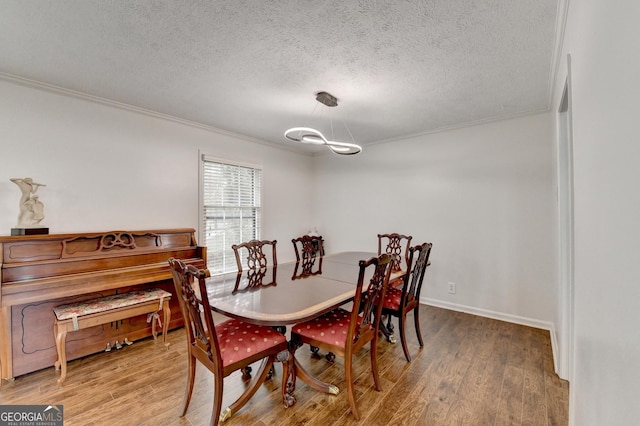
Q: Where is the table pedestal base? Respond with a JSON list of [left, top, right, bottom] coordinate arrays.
[[282, 345, 339, 408]]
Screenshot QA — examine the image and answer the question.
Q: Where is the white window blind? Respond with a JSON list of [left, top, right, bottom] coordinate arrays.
[[201, 157, 262, 275]]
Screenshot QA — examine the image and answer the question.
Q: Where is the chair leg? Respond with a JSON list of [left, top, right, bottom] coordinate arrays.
[[414, 306, 424, 347], [378, 314, 396, 343], [181, 354, 197, 416], [310, 345, 320, 357], [370, 337, 382, 392], [398, 313, 412, 362], [212, 373, 224, 426], [386, 314, 395, 334], [345, 355, 360, 420], [241, 366, 252, 379]]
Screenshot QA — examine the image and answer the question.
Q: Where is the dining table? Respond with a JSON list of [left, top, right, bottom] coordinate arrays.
[[203, 251, 398, 407]]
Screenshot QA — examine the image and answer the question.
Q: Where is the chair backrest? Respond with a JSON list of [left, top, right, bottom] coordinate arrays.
[[291, 235, 324, 278], [232, 239, 277, 272], [401, 242, 433, 307], [349, 253, 393, 346], [168, 257, 221, 372], [291, 235, 324, 261], [377, 233, 413, 273]]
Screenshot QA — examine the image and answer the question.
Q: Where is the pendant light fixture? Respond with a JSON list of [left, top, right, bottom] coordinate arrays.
[[284, 92, 362, 155]]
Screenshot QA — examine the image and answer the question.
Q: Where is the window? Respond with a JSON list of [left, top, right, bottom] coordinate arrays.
[[201, 155, 262, 275]]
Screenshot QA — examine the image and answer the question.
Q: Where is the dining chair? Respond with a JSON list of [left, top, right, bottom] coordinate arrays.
[[232, 239, 277, 272], [291, 235, 324, 278], [292, 234, 324, 260], [377, 233, 413, 284], [378, 242, 432, 362], [290, 253, 394, 420], [377, 233, 412, 342], [168, 258, 290, 426], [232, 238, 283, 374]]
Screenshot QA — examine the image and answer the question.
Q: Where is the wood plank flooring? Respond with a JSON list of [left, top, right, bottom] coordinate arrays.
[[0, 305, 568, 425]]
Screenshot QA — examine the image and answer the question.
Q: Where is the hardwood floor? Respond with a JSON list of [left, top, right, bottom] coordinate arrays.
[[0, 305, 568, 425]]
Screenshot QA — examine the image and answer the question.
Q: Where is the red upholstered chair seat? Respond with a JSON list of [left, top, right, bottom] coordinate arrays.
[[292, 308, 366, 348], [216, 318, 287, 367], [382, 287, 403, 310]]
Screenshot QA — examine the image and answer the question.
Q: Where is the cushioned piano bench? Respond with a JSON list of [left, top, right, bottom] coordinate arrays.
[[52, 288, 171, 385]]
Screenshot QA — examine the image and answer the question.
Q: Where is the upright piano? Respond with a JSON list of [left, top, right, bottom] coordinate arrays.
[[0, 228, 206, 380]]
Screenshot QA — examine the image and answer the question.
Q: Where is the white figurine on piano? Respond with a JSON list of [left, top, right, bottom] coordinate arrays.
[[10, 177, 46, 228]]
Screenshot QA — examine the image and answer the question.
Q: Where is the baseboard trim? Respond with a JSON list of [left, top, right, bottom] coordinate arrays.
[[421, 297, 560, 375]]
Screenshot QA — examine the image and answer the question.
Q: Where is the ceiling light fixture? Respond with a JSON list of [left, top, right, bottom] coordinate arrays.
[[284, 92, 362, 155]]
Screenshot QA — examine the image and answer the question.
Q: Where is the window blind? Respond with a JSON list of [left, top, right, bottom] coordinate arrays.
[[201, 158, 262, 275]]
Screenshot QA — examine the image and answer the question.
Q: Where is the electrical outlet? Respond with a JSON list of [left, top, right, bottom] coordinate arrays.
[[448, 282, 456, 294]]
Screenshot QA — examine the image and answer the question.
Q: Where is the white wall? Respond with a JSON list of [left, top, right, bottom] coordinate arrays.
[[0, 79, 314, 262], [313, 113, 558, 330], [553, 1, 640, 425]]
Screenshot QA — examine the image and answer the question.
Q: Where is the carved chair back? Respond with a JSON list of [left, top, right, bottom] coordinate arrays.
[[168, 258, 220, 370], [351, 253, 394, 346], [402, 242, 432, 308], [232, 239, 277, 272], [291, 235, 324, 278], [292, 235, 324, 260], [377, 233, 413, 273]]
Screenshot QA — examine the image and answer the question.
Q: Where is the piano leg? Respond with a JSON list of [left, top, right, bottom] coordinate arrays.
[[53, 322, 68, 386]]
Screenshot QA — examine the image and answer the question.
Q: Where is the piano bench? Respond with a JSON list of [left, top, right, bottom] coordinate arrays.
[[52, 288, 171, 385]]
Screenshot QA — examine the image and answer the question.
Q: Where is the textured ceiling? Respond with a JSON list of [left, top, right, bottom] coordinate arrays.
[[0, 1, 559, 154]]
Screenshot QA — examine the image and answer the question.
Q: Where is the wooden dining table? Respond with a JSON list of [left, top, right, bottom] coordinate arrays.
[[203, 251, 392, 407]]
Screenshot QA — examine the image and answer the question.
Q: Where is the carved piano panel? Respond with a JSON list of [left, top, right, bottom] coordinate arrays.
[[0, 229, 206, 379]]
